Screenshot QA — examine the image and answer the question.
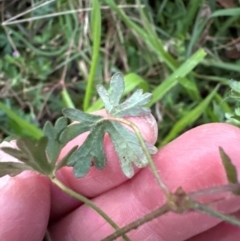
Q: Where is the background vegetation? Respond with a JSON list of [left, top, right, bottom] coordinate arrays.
[[0, 0, 240, 146]]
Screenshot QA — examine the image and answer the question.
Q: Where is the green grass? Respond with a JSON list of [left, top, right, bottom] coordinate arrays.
[[0, 0, 240, 143]]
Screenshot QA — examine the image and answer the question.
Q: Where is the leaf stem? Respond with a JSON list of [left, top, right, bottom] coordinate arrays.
[[102, 203, 170, 241], [109, 116, 170, 197], [189, 183, 240, 200], [191, 201, 240, 227], [51, 176, 131, 241]]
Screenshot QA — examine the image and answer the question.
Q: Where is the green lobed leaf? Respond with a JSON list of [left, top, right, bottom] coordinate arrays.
[[108, 72, 125, 106], [96, 85, 113, 113], [97, 72, 152, 117], [0, 162, 32, 177], [219, 147, 238, 184], [59, 122, 92, 144], [43, 117, 68, 164], [112, 89, 152, 117], [53, 117, 68, 134], [65, 118, 157, 178], [15, 137, 52, 175], [96, 73, 125, 113], [86, 72, 149, 112], [62, 108, 102, 123], [0, 147, 27, 161], [55, 145, 78, 171], [107, 121, 157, 177], [62, 73, 157, 178], [67, 123, 106, 177], [1, 116, 86, 177], [2, 143, 38, 171]]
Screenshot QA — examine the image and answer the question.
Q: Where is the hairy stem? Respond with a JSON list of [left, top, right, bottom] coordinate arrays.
[[189, 183, 240, 200], [192, 201, 240, 227], [51, 177, 131, 241], [102, 203, 170, 241], [110, 117, 170, 197]]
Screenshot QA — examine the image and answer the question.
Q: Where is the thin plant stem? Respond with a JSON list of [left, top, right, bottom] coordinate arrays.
[[51, 177, 131, 241], [189, 183, 240, 200], [103, 185, 240, 241], [102, 203, 170, 241], [2, 26, 18, 53], [192, 201, 240, 227], [2, 5, 144, 26], [2, 0, 56, 25], [108, 117, 170, 197]]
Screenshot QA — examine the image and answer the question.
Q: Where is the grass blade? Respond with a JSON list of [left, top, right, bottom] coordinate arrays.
[[83, 0, 101, 111], [148, 48, 207, 106], [211, 8, 240, 17], [160, 85, 219, 145], [104, 0, 177, 70], [0, 102, 43, 139], [61, 89, 75, 108], [202, 60, 240, 73]]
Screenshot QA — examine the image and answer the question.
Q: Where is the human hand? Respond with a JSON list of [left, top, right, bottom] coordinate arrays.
[[1, 114, 240, 241]]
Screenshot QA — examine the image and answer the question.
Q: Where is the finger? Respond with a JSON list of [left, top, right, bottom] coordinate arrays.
[[50, 112, 158, 219], [0, 173, 50, 241], [0, 141, 51, 240], [0, 141, 50, 240], [49, 123, 240, 240]]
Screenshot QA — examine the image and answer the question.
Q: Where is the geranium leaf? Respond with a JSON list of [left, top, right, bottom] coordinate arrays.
[[0, 116, 82, 177], [0, 147, 27, 161], [219, 147, 238, 184], [55, 145, 78, 171], [107, 121, 155, 177], [63, 118, 157, 178], [54, 116, 68, 133], [108, 72, 125, 106], [95, 73, 125, 113], [16, 137, 52, 174], [43, 117, 69, 165], [1, 139, 51, 175], [67, 123, 106, 177], [62, 108, 102, 123], [219, 147, 240, 195], [96, 85, 113, 113], [0, 162, 32, 177], [111, 89, 152, 117], [61, 73, 156, 178], [59, 122, 92, 144], [97, 72, 152, 117]]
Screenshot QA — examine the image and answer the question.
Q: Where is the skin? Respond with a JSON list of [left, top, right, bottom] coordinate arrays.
[[0, 114, 240, 241]]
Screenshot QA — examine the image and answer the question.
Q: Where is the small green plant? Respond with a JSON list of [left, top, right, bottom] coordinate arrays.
[[1, 73, 240, 241], [61, 73, 157, 178], [225, 80, 240, 127]]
